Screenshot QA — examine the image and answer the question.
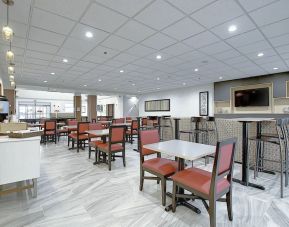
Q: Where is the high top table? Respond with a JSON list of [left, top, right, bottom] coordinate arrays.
[[144, 139, 215, 213], [226, 118, 275, 190]]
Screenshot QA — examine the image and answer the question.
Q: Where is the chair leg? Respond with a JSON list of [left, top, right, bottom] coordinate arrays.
[[226, 190, 233, 221], [108, 153, 112, 171], [89, 146, 91, 159], [68, 136, 70, 147], [122, 150, 126, 167], [77, 140, 79, 153], [209, 199, 216, 227], [55, 134, 57, 144], [280, 158, 284, 198], [139, 169, 144, 191], [161, 177, 166, 206], [172, 182, 177, 212]]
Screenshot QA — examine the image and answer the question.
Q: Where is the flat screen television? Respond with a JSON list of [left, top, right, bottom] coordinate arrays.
[[234, 88, 269, 107]]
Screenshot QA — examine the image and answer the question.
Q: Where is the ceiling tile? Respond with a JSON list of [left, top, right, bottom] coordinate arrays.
[[34, 0, 90, 20], [211, 15, 256, 39], [269, 33, 289, 48], [238, 0, 278, 12], [31, 8, 75, 35], [81, 3, 128, 32], [82, 46, 119, 63], [183, 31, 220, 49], [135, 0, 184, 30], [237, 40, 272, 54], [58, 47, 87, 59], [115, 20, 156, 42], [199, 41, 231, 55], [126, 44, 156, 57], [94, 0, 153, 17], [26, 50, 54, 61], [191, 0, 244, 28], [261, 18, 289, 38], [102, 35, 135, 51], [213, 49, 240, 60], [249, 0, 289, 26], [112, 53, 139, 63], [276, 44, 289, 55], [226, 29, 264, 48], [29, 27, 66, 46], [27, 40, 58, 54], [0, 0, 31, 24], [142, 33, 176, 50], [162, 42, 190, 56], [162, 17, 205, 41], [62, 37, 96, 53], [166, 0, 216, 14]]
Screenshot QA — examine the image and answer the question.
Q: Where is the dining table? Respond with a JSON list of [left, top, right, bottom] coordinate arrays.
[[143, 139, 215, 213], [226, 117, 275, 190]]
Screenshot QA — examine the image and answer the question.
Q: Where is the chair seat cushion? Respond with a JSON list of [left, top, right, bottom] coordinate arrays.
[[142, 147, 157, 156], [171, 167, 230, 196], [98, 143, 124, 152], [69, 133, 88, 140], [142, 158, 178, 176], [126, 130, 138, 135]]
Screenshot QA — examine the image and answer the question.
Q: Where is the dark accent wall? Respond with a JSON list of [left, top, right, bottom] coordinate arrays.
[[214, 72, 289, 101]]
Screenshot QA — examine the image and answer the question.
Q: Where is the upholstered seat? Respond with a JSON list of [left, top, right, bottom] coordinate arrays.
[[69, 133, 88, 140], [89, 140, 104, 148], [142, 147, 157, 156], [98, 143, 124, 152], [172, 167, 230, 195], [143, 158, 178, 176]]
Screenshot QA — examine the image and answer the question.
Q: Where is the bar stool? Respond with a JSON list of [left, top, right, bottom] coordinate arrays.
[[195, 117, 218, 145], [159, 116, 173, 141], [249, 118, 289, 198]]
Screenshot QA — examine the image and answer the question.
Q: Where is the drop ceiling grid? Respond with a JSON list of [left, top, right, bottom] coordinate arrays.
[[0, 0, 288, 94]]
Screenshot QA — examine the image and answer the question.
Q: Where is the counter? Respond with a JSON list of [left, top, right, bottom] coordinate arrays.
[[0, 136, 40, 197]]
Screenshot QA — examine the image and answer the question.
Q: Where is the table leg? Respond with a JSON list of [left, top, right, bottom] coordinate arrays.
[[233, 121, 265, 190], [165, 158, 201, 214], [32, 178, 37, 198], [93, 135, 107, 165]]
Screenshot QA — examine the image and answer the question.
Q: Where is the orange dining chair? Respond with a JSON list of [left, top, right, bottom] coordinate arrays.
[[171, 138, 237, 227], [112, 118, 125, 124], [139, 129, 178, 206], [68, 122, 89, 152], [43, 120, 57, 144], [97, 125, 126, 171], [88, 122, 105, 159], [126, 120, 138, 144]]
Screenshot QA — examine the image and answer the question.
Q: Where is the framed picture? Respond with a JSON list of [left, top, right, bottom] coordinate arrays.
[[199, 91, 209, 116], [145, 99, 170, 112]]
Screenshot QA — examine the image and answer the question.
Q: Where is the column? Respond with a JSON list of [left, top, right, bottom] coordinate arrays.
[[4, 89, 16, 115], [74, 95, 81, 121], [87, 95, 97, 122]]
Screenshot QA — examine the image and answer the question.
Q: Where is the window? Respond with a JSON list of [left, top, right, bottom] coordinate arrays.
[[64, 103, 73, 113], [18, 101, 50, 119]]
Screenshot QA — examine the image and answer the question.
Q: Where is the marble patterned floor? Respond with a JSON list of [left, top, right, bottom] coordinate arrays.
[[1, 139, 289, 227]]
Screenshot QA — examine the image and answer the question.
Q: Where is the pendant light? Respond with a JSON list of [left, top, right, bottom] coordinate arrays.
[[6, 42, 14, 62], [2, 0, 14, 41], [8, 63, 15, 74], [9, 74, 14, 82], [10, 81, 15, 88]]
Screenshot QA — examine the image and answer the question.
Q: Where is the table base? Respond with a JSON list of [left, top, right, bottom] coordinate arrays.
[[165, 192, 201, 214], [233, 178, 265, 190]]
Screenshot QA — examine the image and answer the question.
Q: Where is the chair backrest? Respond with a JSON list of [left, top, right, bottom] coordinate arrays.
[[131, 120, 138, 130], [67, 119, 77, 126], [276, 118, 288, 152], [126, 117, 132, 121], [109, 125, 126, 145], [210, 138, 237, 196], [139, 129, 160, 157], [142, 118, 147, 126], [113, 118, 125, 124], [45, 120, 56, 130], [89, 122, 103, 130], [77, 122, 89, 135]]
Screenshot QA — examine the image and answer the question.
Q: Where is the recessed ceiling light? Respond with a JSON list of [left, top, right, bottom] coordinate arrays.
[[50, 72, 55, 75], [85, 31, 93, 38], [228, 25, 237, 32], [156, 77, 160, 80], [182, 82, 186, 86], [63, 58, 68, 63], [157, 87, 160, 90], [219, 76, 223, 80], [43, 80, 48, 83], [132, 83, 135, 86], [156, 54, 162, 60], [120, 69, 124, 73], [273, 67, 278, 70], [98, 79, 102, 82], [83, 84, 87, 87], [137, 90, 141, 93], [257, 52, 264, 57], [194, 68, 199, 72]]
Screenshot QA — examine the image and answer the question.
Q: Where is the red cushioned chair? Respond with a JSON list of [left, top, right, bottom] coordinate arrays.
[[112, 118, 125, 124], [171, 138, 237, 227], [43, 120, 57, 144], [97, 125, 126, 171], [140, 129, 178, 206], [69, 122, 89, 152], [67, 119, 78, 147], [88, 122, 105, 159], [126, 120, 138, 144]]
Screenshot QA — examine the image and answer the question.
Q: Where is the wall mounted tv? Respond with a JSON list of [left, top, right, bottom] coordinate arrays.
[[234, 87, 269, 107]]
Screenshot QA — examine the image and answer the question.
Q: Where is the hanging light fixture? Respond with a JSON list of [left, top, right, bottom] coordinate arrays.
[[9, 74, 14, 82], [2, 0, 14, 41], [6, 42, 14, 62], [8, 63, 15, 74], [10, 81, 15, 88]]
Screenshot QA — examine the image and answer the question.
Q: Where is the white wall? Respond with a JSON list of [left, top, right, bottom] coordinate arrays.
[[138, 84, 214, 117], [97, 96, 123, 118], [123, 96, 139, 117]]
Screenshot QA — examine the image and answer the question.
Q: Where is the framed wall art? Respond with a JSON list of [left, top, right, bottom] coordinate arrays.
[[199, 91, 209, 116]]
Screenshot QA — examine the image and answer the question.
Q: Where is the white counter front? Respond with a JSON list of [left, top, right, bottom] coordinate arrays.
[[0, 136, 40, 197]]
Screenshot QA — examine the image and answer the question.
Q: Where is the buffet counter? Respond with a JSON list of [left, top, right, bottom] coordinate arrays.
[[0, 136, 40, 197]]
